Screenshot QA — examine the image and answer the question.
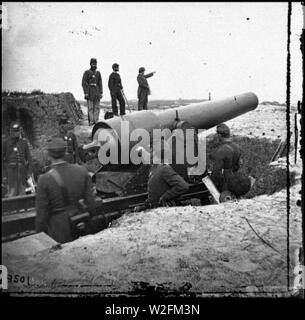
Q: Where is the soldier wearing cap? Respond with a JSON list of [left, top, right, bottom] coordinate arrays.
[[82, 58, 103, 125], [35, 137, 95, 243], [137, 67, 156, 110], [2, 122, 33, 197], [108, 63, 126, 116], [137, 140, 189, 208], [210, 123, 244, 193], [58, 117, 80, 164]]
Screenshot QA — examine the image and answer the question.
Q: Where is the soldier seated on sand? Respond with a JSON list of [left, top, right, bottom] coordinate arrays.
[[136, 140, 189, 208]]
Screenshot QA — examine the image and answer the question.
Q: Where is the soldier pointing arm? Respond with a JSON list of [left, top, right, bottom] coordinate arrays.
[[137, 67, 156, 111]]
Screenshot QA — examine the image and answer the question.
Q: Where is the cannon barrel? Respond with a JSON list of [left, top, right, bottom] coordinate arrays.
[[84, 92, 258, 164], [157, 91, 258, 131]]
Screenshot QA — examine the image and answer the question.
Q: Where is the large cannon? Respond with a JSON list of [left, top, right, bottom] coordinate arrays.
[[81, 92, 259, 197], [2, 92, 259, 242]]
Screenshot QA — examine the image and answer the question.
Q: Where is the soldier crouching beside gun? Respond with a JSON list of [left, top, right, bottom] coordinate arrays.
[[2, 122, 33, 197], [210, 123, 254, 201], [35, 137, 97, 244], [135, 141, 189, 210]]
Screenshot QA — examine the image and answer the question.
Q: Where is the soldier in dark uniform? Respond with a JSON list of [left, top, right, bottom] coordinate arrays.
[[58, 117, 81, 164], [82, 58, 103, 125], [137, 67, 156, 110], [211, 123, 250, 196], [35, 137, 95, 243], [138, 141, 189, 208], [148, 164, 190, 208], [2, 122, 33, 197], [108, 63, 125, 116]]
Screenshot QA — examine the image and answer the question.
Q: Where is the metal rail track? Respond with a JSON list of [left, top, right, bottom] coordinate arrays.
[[2, 183, 209, 242], [2, 194, 36, 214]]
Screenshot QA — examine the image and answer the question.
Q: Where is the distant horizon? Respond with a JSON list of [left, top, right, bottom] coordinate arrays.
[[2, 90, 289, 105], [2, 2, 302, 104]]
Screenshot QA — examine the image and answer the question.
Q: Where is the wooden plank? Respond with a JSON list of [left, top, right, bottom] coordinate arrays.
[[270, 139, 287, 163], [2, 232, 58, 256], [202, 176, 220, 204]]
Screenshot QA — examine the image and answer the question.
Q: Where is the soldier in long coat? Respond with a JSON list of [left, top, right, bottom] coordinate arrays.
[[108, 63, 125, 116], [2, 122, 32, 197], [82, 58, 103, 125], [137, 67, 155, 110], [35, 137, 95, 243]]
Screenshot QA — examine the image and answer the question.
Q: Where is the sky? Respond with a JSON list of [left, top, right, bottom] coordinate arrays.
[[1, 2, 303, 103]]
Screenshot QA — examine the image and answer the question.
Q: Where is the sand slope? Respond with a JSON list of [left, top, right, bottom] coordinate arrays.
[[2, 103, 302, 297], [3, 181, 301, 296]]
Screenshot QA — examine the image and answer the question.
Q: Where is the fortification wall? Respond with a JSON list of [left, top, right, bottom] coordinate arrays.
[[2, 92, 83, 175]]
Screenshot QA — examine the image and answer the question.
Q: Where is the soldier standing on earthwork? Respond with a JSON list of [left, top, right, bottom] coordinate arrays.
[[137, 67, 156, 110], [108, 63, 126, 116], [82, 58, 103, 125]]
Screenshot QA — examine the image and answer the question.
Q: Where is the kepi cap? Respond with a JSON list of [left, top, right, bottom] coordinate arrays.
[[216, 123, 230, 137], [46, 137, 66, 158], [47, 137, 66, 150]]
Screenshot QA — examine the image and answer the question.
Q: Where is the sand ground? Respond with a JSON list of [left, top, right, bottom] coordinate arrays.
[[2, 103, 302, 297]]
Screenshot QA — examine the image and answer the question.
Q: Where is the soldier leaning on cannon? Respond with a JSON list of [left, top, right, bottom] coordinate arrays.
[[108, 63, 126, 116], [82, 58, 103, 125], [2, 122, 33, 197]]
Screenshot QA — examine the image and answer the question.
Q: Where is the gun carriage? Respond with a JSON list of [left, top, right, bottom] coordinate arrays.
[[2, 92, 258, 242]]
